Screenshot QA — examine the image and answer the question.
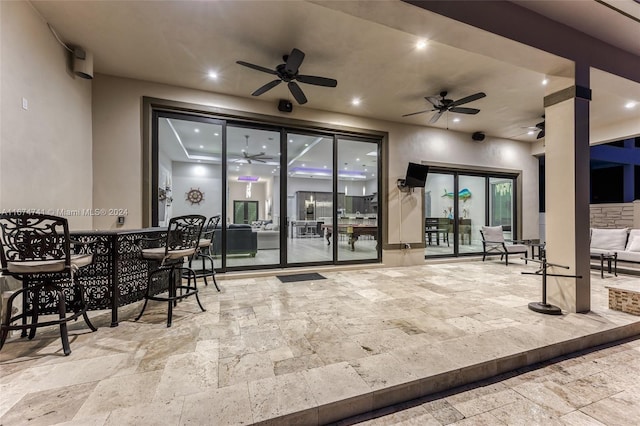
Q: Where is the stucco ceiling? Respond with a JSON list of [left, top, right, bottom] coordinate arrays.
[[30, 0, 640, 144]]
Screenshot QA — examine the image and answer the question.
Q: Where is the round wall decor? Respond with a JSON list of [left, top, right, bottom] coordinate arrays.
[[186, 188, 204, 205]]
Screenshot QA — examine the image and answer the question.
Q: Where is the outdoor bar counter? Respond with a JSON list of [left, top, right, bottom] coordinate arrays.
[[71, 227, 168, 326]]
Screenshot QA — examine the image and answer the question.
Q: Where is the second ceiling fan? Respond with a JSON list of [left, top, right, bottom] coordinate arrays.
[[237, 48, 337, 105], [403, 91, 486, 124]]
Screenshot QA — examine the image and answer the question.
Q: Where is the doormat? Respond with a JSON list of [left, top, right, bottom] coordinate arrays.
[[277, 273, 326, 283]]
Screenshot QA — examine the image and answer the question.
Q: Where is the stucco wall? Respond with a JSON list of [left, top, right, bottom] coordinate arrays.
[[91, 74, 539, 263], [0, 1, 93, 230]]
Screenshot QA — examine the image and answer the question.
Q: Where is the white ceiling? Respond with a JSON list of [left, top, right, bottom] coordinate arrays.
[[31, 0, 640, 145]]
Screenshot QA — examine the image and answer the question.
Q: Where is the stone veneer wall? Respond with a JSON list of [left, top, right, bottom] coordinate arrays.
[[608, 287, 640, 316], [590, 201, 640, 228]]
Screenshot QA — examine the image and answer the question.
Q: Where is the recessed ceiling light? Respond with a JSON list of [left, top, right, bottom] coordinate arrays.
[[351, 98, 361, 106], [324, 165, 327, 169], [356, 158, 360, 162], [197, 160, 201, 163], [416, 40, 427, 50], [371, 174, 375, 177], [199, 145, 204, 148], [528, 131, 535, 135], [194, 128, 200, 133], [214, 132, 219, 136], [625, 101, 637, 109], [453, 118, 460, 123], [304, 143, 309, 147], [302, 164, 306, 167], [364, 168, 368, 172], [262, 145, 267, 149], [208, 71, 218, 79], [241, 149, 246, 153], [542, 78, 548, 85], [289, 139, 293, 143]]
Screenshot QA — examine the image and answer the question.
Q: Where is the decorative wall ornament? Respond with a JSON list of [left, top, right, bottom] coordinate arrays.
[[442, 188, 472, 201], [186, 187, 204, 205]]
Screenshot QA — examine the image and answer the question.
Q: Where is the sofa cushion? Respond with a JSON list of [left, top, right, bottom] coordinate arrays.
[[617, 250, 640, 263], [590, 228, 628, 251], [625, 229, 640, 251], [627, 237, 640, 252], [481, 226, 504, 243]]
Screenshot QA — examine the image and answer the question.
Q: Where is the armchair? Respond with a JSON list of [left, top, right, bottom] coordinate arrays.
[[480, 225, 527, 265]]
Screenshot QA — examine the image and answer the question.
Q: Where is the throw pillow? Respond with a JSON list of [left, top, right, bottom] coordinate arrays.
[[590, 228, 628, 250], [628, 237, 640, 252]]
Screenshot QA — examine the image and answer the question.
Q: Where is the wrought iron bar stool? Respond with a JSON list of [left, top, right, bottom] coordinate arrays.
[[135, 215, 206, 327], [0, 213, 97, 356], [189, 215, 221, 292]]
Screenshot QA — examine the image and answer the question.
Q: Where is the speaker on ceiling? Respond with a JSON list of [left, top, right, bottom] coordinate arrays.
[[72, 47, 94, 79], [278, 99, 293, 113], [472, 131, 485, 142]]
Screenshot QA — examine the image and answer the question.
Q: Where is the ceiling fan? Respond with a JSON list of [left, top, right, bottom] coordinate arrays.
[[402, 91, 486, 124], [236, 48, 337, 105], [234, 135, 273, 164], [523, 115, 545, 139]]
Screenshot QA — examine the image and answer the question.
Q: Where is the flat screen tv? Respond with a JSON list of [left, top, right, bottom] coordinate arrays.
[[404, 162, 429, 187]]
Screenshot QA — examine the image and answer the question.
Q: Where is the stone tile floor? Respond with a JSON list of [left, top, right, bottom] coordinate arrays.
[[0, 260, 639, 425], [343, 336, 640, 426]]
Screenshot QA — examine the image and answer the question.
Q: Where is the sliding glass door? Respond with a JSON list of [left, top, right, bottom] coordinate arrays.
[[425, 169, 516, 258], [152, 110, 381, 272]]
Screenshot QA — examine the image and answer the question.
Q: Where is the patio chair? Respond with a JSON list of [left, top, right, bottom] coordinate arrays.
[[135, 214, 206, 327], [480, 225, 528, 265], [0, 213, 97, 355], [189, 215, 220, 292]]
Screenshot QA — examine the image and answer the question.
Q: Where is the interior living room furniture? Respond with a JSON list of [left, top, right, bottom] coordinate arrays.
[[135, 215, 206, 327], [212, 224, 258, 257], [424, 217, 449, 246], [190, 215, 220, 291], [480, 225, 528, 265], [256, 223, 280, 249], [0, 213, 97, 355], [459, 218, 472, 244]]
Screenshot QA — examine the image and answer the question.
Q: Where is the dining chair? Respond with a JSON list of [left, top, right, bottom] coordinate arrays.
[[0, 213, 97, 355]]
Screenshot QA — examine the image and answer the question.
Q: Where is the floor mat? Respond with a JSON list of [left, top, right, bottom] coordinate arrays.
[[276, 273, 326, 283]]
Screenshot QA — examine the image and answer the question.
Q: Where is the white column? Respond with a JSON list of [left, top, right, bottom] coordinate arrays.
[[544, 65, 591, 313]]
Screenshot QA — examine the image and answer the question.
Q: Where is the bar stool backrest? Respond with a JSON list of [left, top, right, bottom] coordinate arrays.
[[0, 214, 71, 275], [165, 215, 205, 255], [202, 215, 221, 241]]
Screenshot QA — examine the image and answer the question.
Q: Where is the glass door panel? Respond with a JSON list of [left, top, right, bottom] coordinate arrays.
[[286, 132, 333, 264], [337, 138, 379, 261], [156, 114, 223, 269], [226, 126, 281, 268], [489, 178, 514, 240], [458, 175, 486, 254], [424, 173, 455, 256]]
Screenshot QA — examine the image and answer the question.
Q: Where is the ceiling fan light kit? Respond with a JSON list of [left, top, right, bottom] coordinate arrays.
[[278, 99, 293, 112], [237, 48, 337, 105]]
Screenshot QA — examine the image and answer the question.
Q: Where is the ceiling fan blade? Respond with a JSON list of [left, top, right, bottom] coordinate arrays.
[[449, 92, 486, 107], [251, 79, 281, 96], [449, 107, 480, 114], [236, 61, 276, 75], [402, 109, 433, 117], [288, 82, 308, 104], [537, 130, 545, 139], [297, 75, 337, 87], [285, 48, 305, 74], [429, 110, 444, 124], [425, 96, 441, 106]]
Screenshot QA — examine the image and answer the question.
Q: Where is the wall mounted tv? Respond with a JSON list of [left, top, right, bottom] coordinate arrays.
[[403, 162, 429, 188]]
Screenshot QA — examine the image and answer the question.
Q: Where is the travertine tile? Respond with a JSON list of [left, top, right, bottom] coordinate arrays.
[[103, 399, 183, 426], [248, 372, 317, 422], [154, 351, 218, 401], [180, 382, 253, 425], [218, 352, 275, 387], [75, 371, 162, 418], [0, 381, 96, 426]]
